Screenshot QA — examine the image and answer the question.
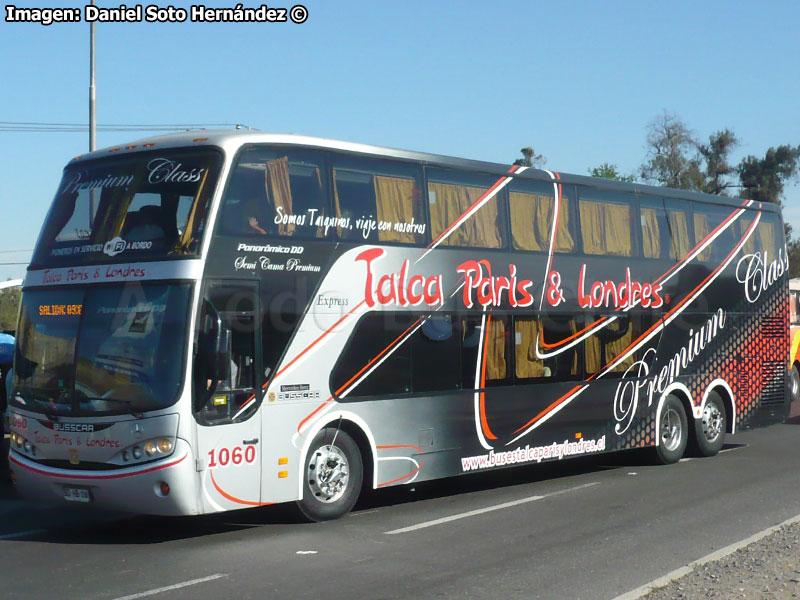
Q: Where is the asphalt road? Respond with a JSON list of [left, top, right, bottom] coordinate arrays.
[[2, 419, 800, 600]]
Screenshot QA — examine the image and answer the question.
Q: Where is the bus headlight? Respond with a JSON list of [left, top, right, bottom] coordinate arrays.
[[111, 437, 177, 466], [10, 433, 36, 457]]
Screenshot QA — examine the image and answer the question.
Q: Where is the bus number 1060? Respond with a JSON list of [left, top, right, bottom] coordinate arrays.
[[208, 446, 256, 468]]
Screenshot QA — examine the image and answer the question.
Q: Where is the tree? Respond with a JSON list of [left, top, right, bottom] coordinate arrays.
[[513, 147, 545, 168], [738, 144, 800, 277], [0, 286, 21, 332], [640, 111, 699, 189], [588, 163, 635, 183], [693, 129, 739, 195], [640, 112, 741, 195]]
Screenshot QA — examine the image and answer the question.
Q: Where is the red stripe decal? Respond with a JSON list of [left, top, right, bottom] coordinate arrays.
[[210, 469, 273, 507], [512, 385, 584, 434], [9, 452, 188, 481], [377, 462, 424, 488], [275, 300, 366, 381]]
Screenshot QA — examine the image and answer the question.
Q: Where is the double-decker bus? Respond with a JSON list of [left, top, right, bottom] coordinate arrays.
[[7, 131, 790, 520]]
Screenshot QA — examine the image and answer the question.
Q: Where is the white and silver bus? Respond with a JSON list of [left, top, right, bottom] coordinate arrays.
[[8, 131, 789, 520]]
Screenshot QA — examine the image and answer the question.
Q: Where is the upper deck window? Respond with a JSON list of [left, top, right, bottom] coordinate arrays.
[[332, 155, 426, 245], [664, 199, 693, 260], [692, 201, 738, 263], [220, 147, 329, 239], [639, 197, 673, 260], [579, 190, 635, 257], [508, 179, 576, 253], [740, 209, 781, 256], [32, 150, 221, 267], [427, 168, 508, 249]]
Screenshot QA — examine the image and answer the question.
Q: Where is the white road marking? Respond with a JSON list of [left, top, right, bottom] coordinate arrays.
[[719, 445, 746, 453], [0, 529, 46, 540], [296, 551, 318, 555], [111, 574, 228, 600], [612, 512, 800, 600], [384, 481, 600, 535]]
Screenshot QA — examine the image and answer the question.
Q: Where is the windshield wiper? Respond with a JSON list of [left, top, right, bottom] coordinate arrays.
[[81, 397, 144, 419]]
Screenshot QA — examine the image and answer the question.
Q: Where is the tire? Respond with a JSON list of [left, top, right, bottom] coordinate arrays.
[[297, 427, 363, 522], [691, 392, 727, 457], [653, 395, 688, 464], [791, 365, 800, 404]]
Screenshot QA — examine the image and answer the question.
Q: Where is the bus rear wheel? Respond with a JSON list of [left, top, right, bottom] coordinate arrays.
[[691, 392, 726, 457], [297, 427, 363, 522], [653, 396, 688, 464]]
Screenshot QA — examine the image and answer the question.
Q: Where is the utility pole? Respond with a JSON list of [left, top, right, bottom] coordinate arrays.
[[89, 0, 96, 152], [89, 1, 97, 224]]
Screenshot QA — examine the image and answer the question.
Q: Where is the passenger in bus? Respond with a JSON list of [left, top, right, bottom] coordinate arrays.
[[122, 205, 178, 246]]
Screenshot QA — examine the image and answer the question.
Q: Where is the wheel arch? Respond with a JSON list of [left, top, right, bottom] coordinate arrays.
[[296, 410, 378, 500], [655, 382, 693, 447], [700, 379, 736, 435]]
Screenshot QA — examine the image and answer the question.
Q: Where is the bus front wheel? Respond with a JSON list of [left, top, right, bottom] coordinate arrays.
[[297, 427, 363, 522], [791, 365, 800, 403], [654, 396, 688, 464]]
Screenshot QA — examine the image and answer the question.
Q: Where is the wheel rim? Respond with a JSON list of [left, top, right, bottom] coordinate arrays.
[[660, 407, 682, 451], [702, 402, 723, 443], [307, 444, 349, 503], [792, 370, 799, 399]]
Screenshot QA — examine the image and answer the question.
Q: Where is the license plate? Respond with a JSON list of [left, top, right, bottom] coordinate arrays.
[[63, 487, 92, 503]]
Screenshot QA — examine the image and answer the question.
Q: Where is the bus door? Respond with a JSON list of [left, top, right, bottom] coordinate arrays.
[[193, 281, 263, 510]]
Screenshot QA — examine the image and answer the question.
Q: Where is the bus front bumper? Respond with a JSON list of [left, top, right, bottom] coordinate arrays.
[[8, 439, 199, 516]]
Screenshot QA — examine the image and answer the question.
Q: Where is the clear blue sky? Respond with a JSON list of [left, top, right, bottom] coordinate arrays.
[[2, 0, 798, 281]]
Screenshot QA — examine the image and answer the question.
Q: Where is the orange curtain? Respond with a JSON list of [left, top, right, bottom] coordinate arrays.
[[265, 157, 294, 236], [693, 213, 710, 261], [667, 209, 691, 259], [580, 201, 632, 256], [509, 191, 575, 253], [485, 318, 507, 381], [605, 326, 634, 373], [742, 215, 778, 256], [429, 182, 502, 248], [640, 207, 661, 258], [374, 175, 420, 244], [514, 318, 545, 378]]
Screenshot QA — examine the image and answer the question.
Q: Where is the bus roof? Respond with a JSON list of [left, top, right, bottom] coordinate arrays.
[[68, 129, 781, 213]]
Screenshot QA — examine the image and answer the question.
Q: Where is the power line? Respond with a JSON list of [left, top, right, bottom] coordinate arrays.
[[0, 121, 241, 127], [0, 250, 33, 254], [0, 262, 29, 266]]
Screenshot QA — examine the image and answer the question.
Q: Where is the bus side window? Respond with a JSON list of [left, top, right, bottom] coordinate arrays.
[[508, 180, 576, 253], [578, 189, 636, 257], [219, 146, 328, 239], [664, 199, 693, 260], [330, 312, 413, 399], [412, 314, 460, 392], [514, 315, 580, 383], [427, 168, 509, 249], [331, 155, 426, 245], [639, 196, 674, 260], [483, 315, 512, 386], [692, 201, 738, 263]]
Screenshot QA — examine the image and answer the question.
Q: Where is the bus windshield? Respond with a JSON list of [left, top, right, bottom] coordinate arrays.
[[31, 149, 221, 267], [11, 283, 191, 417]]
